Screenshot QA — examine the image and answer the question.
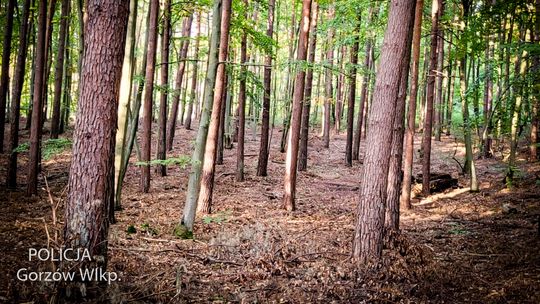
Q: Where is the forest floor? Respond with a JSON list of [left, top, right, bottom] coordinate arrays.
[[0, 120, 539, 303]]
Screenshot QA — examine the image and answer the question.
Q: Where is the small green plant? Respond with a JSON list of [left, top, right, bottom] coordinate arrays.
[[173, 224, 193, 239], [126, 225, 137, 234], [202, 210, 231, 225], [140, 223, 159, 236], [448, 223, 469, 235], [13, 138, 72, 160], [135, 155, 191, 168]]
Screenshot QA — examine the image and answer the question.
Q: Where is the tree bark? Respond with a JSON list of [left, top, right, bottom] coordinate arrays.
[[400, 0, 424, 210], [421, 0, 441, 196], [345, 19, 361, 167], [530, 0, 539, 160], [185, 13, 201, 130], [156, 0, 171, 176], [298, 1, 318, 171], [256, 0, 276, 176], [62, 0, 128, 298], [166, 14, 193, 150], [434, 25, 444, 141], [352, 0, 415, 264], [6, 0, 31, 189], [0, 0, 16, 153], [140, 0, 159, 193], [322, 7, 334, 149], [283, 0, 312, 211], [237, 5, 248, 182], [197, 0, 232, 215]]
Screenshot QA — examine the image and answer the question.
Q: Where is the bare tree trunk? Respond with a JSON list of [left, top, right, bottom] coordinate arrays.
[[50, 0, 70, 139], [345, 19, 360, 167], [185, 13, 201, 130], [256, 0, 276, 176], [6, 0, 31, 189], [434, 25, 444, 142], [322, 7, 334, 149], [140, 0, 159, 193], [197, 0, 232, 215], [530, 0, 539, 160], [237, 4, 248, 181], [482, 38, 493, 158], [421, 0, 441, 196], [335, 45, 345, 134], [216, 68, 228, 165], [445, 35, 454, 135], [298, 1, 318, 171], [352, 0, 415, 263], [166, 14, 193, 150], [27, 0, 48, 195], [0, 0, 16, 152], [62, 0, 128, 299], [283, 0, 312, 211], [156, 0, 171, 176]]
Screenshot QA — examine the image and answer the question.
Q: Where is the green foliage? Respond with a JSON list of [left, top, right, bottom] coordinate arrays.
[[173, 224, 193, 239], [13, 138, 72, 160], [140, 223, 159, 236], [135, 155, 191, 168], [202, 210, 231, 225], [126, 225, 137, 234]]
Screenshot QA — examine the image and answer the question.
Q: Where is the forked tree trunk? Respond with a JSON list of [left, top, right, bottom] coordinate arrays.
[[400, 0, 424, 210], [421, 0, 441, 196], [0, 0, 16, 153], [197, 0, 232, 214], [62, 0, 128, 299], [283, 0, 312, 211], [156, 0, 171, 176], [352, 0, 415, 264], [27, 0, 48, 195], [298, 1, 318, 171], [256, 0, 276, 176], [6, 0, 31, 189], [180, 0, 222, 232], [140, 0, 159, 193], [50, 0, 70, 139]]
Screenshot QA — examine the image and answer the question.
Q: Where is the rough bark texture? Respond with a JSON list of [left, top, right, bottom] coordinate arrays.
[[322, 8, 334, 149], [27, 0, 48, 195], [434, 25, 444, 142], [185, 14, 201, 131], [421, 0, 441, 196], [298, 1, 318, 172], [237, 10, 248, 182], [283, 0, 312, 211], [6, 0, 32, 188], [167, 15, 193, 150], [156, 0, 171, 176], [197, 0, 232, 215], [400, 0, 424, 210], [0, 0, 16, 153], [352, 0, 415, 264], [140, 0, 159, 193], [345, 20, 360, 167], [530, 0, 540, 160], [50, 0, 70, 139], [62, 0, 128, 299], [256, 0, 276, 176]]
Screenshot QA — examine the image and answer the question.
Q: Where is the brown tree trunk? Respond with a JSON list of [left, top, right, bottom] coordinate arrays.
[[445, 35, 454, 135], [298, 1, 318, 172], [530, 0, 539, 160], [166, 14, 193, 150], [197, 0, 232, 214], [322, 7, 334, 148], [335, 45, 345, 134], [62, 0, 128, 299], [140, 0, 159, 193], [216, 68, 228, 165], [0, 0, 16, 153], [256, 0, 276, 176], [434, 26, 444, 141], [421, 0, 441, 196], [185, 13, 201, 130], [237, 5, 248, 181], [283, 0, 312, 211], [6, 0, 32, 188], [41, 0, 58, 125], [156, 0, 171, 176], [27, 0, 48, 195], [352, 0, 415, 263], [345, 20, 360, 167], [50, 0, 70, 139]]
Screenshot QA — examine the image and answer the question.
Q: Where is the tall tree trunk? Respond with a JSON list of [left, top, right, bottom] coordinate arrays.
[[335, 45, 345, 134], [50, 0, 70, 139], [140, 0, 159, 193], [166, 14, 193, 150], [216, 67, 228, 165], [482, 38, 493, 158], [185, 13, 201, 130], [400, 0, 424, 210], [352, 0, 415, 263], [385, 11, 415, 232], [114, 0, 138, 209], [197, 0, 232, 215], [180, 0, 222, 233], [41, 0, 58, 124], [6, 0, 32, 189], [445, 35, 454, 135], [256, 0, 276, 176], [156, 0, 171, 176], [345, 19, 360, 167], [298, 1, 318, 171], [0, 0, 16, 152], [530, 0, 539, 160], [434, 25, 444, 141], [237, 4, 248, 181], [62, 0, 128, 298], [322, 7, 334, 149], [421, 0, 441, 196], [27, 0, 48, 195], [60, 30, 71, 134]]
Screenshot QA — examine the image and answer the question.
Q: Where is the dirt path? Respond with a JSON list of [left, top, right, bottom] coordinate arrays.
[[1, 124, 539, 303]]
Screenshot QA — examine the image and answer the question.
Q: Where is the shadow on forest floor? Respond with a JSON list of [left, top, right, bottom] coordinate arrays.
[[0, 122, 539, 303]]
